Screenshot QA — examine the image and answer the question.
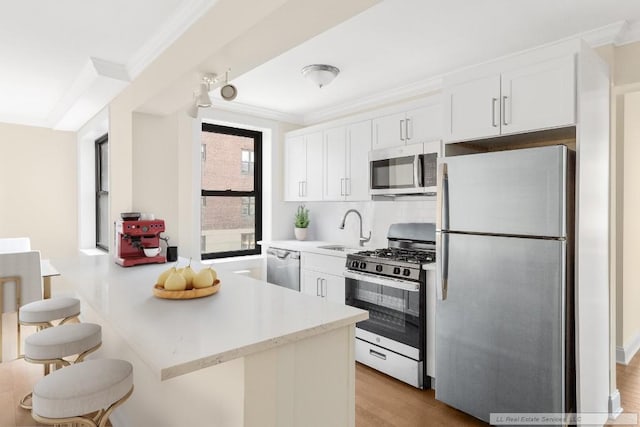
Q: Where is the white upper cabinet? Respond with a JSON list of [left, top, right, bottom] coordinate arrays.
[[500, 55, 575, 135], [373, 112, 406, 148], [284, 131, 323, 201], [444, 75, 502, 142], [373, 103, 441, 149], [444, 55, 576, 143], [323, 120, 372, 201], [406, 104, 442, 145], [324, 126, 347, 200], [346, 120, 372, 201]]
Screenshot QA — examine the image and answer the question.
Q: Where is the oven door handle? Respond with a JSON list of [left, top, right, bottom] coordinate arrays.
[[343, 270, 420, 292]]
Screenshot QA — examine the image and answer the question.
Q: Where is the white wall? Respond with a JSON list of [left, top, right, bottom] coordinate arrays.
[[131, 112, 180, 251], [621, 91, 640, 356], [0, 122, 77, 258], [282, 199, 436, 248]]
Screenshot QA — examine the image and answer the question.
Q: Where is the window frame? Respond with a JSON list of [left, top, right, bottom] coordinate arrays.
[[201, 123, 262, 259], [95, 134, 109, 251]]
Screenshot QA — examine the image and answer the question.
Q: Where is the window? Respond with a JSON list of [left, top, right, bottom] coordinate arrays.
[[241, 197, 255, 216], [240, 233, 255, 250], [95, 134, 109, 251], [201, 123, 262, 259], [241, 149, 254, 174]]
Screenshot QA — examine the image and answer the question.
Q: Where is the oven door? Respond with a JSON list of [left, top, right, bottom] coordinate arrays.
[[344, 270, 424, 354]]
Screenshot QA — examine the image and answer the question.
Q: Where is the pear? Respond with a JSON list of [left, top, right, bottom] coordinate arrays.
[[193, 268, 214, 289], [157, 267, 176, 286], [181, 266, 196, 290], [164, 270, 187, 291], [208, 267, 218, 283]]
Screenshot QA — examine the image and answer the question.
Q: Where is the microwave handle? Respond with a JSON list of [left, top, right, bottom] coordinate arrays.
[[414, 155, 423, 188]]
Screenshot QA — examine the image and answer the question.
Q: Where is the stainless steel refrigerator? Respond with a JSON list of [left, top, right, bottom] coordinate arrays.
[[435, 145, 575, 424]]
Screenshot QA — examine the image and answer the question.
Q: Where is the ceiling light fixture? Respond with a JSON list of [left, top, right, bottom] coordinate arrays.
[[301, 64, 340, 88]]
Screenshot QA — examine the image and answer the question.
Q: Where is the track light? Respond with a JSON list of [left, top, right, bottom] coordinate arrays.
[[220, 69, 237, 101]]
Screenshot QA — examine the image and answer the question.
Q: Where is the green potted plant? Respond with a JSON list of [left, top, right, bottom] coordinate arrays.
[[294, 205, 310, 240]]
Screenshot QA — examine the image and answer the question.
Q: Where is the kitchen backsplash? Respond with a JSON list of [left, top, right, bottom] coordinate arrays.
[[285, 199, 437, 248]]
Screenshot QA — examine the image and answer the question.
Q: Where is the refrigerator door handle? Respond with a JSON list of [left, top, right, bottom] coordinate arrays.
[[436, 232, 449, 300], [436, 162, 448, 231]]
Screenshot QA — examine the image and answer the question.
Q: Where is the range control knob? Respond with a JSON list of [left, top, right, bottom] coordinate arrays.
[[403, 268, 411, 277], [375, 265, 383, 273], [360, 262, 367, 269], [351, 261, 359, 268], [393, 267, 401, 275]]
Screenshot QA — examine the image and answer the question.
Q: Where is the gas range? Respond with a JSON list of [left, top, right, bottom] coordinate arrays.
[[347, 247, 435, 282], [344, 222, 436, 390]]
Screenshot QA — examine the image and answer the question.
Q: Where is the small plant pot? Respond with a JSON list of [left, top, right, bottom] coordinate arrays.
[[294, 227, 308, 241]]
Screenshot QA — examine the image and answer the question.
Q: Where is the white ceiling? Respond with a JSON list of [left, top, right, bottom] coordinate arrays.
[[210, 0, 640, 125], [3, 0, 640, 131], [0, 0, 217, 130]]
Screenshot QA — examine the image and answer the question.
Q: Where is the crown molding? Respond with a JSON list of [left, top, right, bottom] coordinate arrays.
[[579, 19, 640, 48], [615, 20, 640, 46], [126, 0, 218, 79], [303, 76, 442, 126], [580, 21, 628, 47], [91, 57, 130, 81], [209, 99, 304, 125]]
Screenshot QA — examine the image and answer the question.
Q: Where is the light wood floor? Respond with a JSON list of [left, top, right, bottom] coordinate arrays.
[[1, 338, 639, 426]]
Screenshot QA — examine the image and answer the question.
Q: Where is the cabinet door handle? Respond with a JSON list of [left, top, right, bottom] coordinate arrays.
[[502, 95, 509, 126], [406, 118, 412, 140], [322, 278, 327, 297], [400, 119, 405, 141], [491, 98, 498, 127], [340, 178, 345, 196], [316, 278, 321, 296], [369, 349, 387, 360], [302, 181, 307, 197]]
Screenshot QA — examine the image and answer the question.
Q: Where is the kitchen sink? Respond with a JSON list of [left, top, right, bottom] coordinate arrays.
[[317, 244, 360, 253], [317, 244, 347, 251]]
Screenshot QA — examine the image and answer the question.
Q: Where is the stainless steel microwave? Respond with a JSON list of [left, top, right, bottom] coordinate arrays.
[[369, 141, 442, 196]]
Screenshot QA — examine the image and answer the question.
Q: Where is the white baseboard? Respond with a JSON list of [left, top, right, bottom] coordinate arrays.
[[609, 389, 623, 419], [616, 330, 640, 365]]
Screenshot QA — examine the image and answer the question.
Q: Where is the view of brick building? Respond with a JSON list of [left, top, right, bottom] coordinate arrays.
[[201, 129, 257, 255]]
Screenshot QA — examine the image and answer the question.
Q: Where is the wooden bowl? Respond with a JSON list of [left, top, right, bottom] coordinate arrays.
[[153, 280, 221, 299]]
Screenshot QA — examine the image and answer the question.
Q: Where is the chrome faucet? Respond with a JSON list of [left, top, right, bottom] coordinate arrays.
[[339, 209, 371, 247]]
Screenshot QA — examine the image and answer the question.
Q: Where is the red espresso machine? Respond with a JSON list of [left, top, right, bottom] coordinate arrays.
[[115, 219, 166, 267]]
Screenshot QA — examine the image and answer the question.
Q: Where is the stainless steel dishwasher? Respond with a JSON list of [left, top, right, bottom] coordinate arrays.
[[266, 247, 300, 291]]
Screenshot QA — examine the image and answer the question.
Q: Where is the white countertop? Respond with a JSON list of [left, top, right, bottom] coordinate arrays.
[[262, 240, 362, 258], [52, 255, 368, 381]]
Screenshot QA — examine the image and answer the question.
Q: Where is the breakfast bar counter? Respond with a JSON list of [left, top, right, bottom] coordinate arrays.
[[53, 254, 367, 427]]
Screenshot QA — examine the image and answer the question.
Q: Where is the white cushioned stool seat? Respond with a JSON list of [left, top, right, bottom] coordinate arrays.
[[25, 323, 101, 361], [20, 297, 80, 324], [32, 358, 133, 419]]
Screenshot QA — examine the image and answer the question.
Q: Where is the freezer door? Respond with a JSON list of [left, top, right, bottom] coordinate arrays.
[[435, 233, 567, 423], [440, 145, 570, 238]]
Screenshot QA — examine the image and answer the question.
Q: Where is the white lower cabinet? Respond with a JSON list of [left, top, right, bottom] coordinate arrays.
[[300, 252, 346, 304], [301, 270, 344, 304]]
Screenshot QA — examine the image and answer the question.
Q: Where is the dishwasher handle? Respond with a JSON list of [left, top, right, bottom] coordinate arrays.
[[267, 248, 300, 260]]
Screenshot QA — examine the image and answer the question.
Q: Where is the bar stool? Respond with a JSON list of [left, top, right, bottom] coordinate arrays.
[[19, 297, 81, 330], [18, 297, 81, 361], [20, 322, 102, 410], [31, 358, 133, 427]]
